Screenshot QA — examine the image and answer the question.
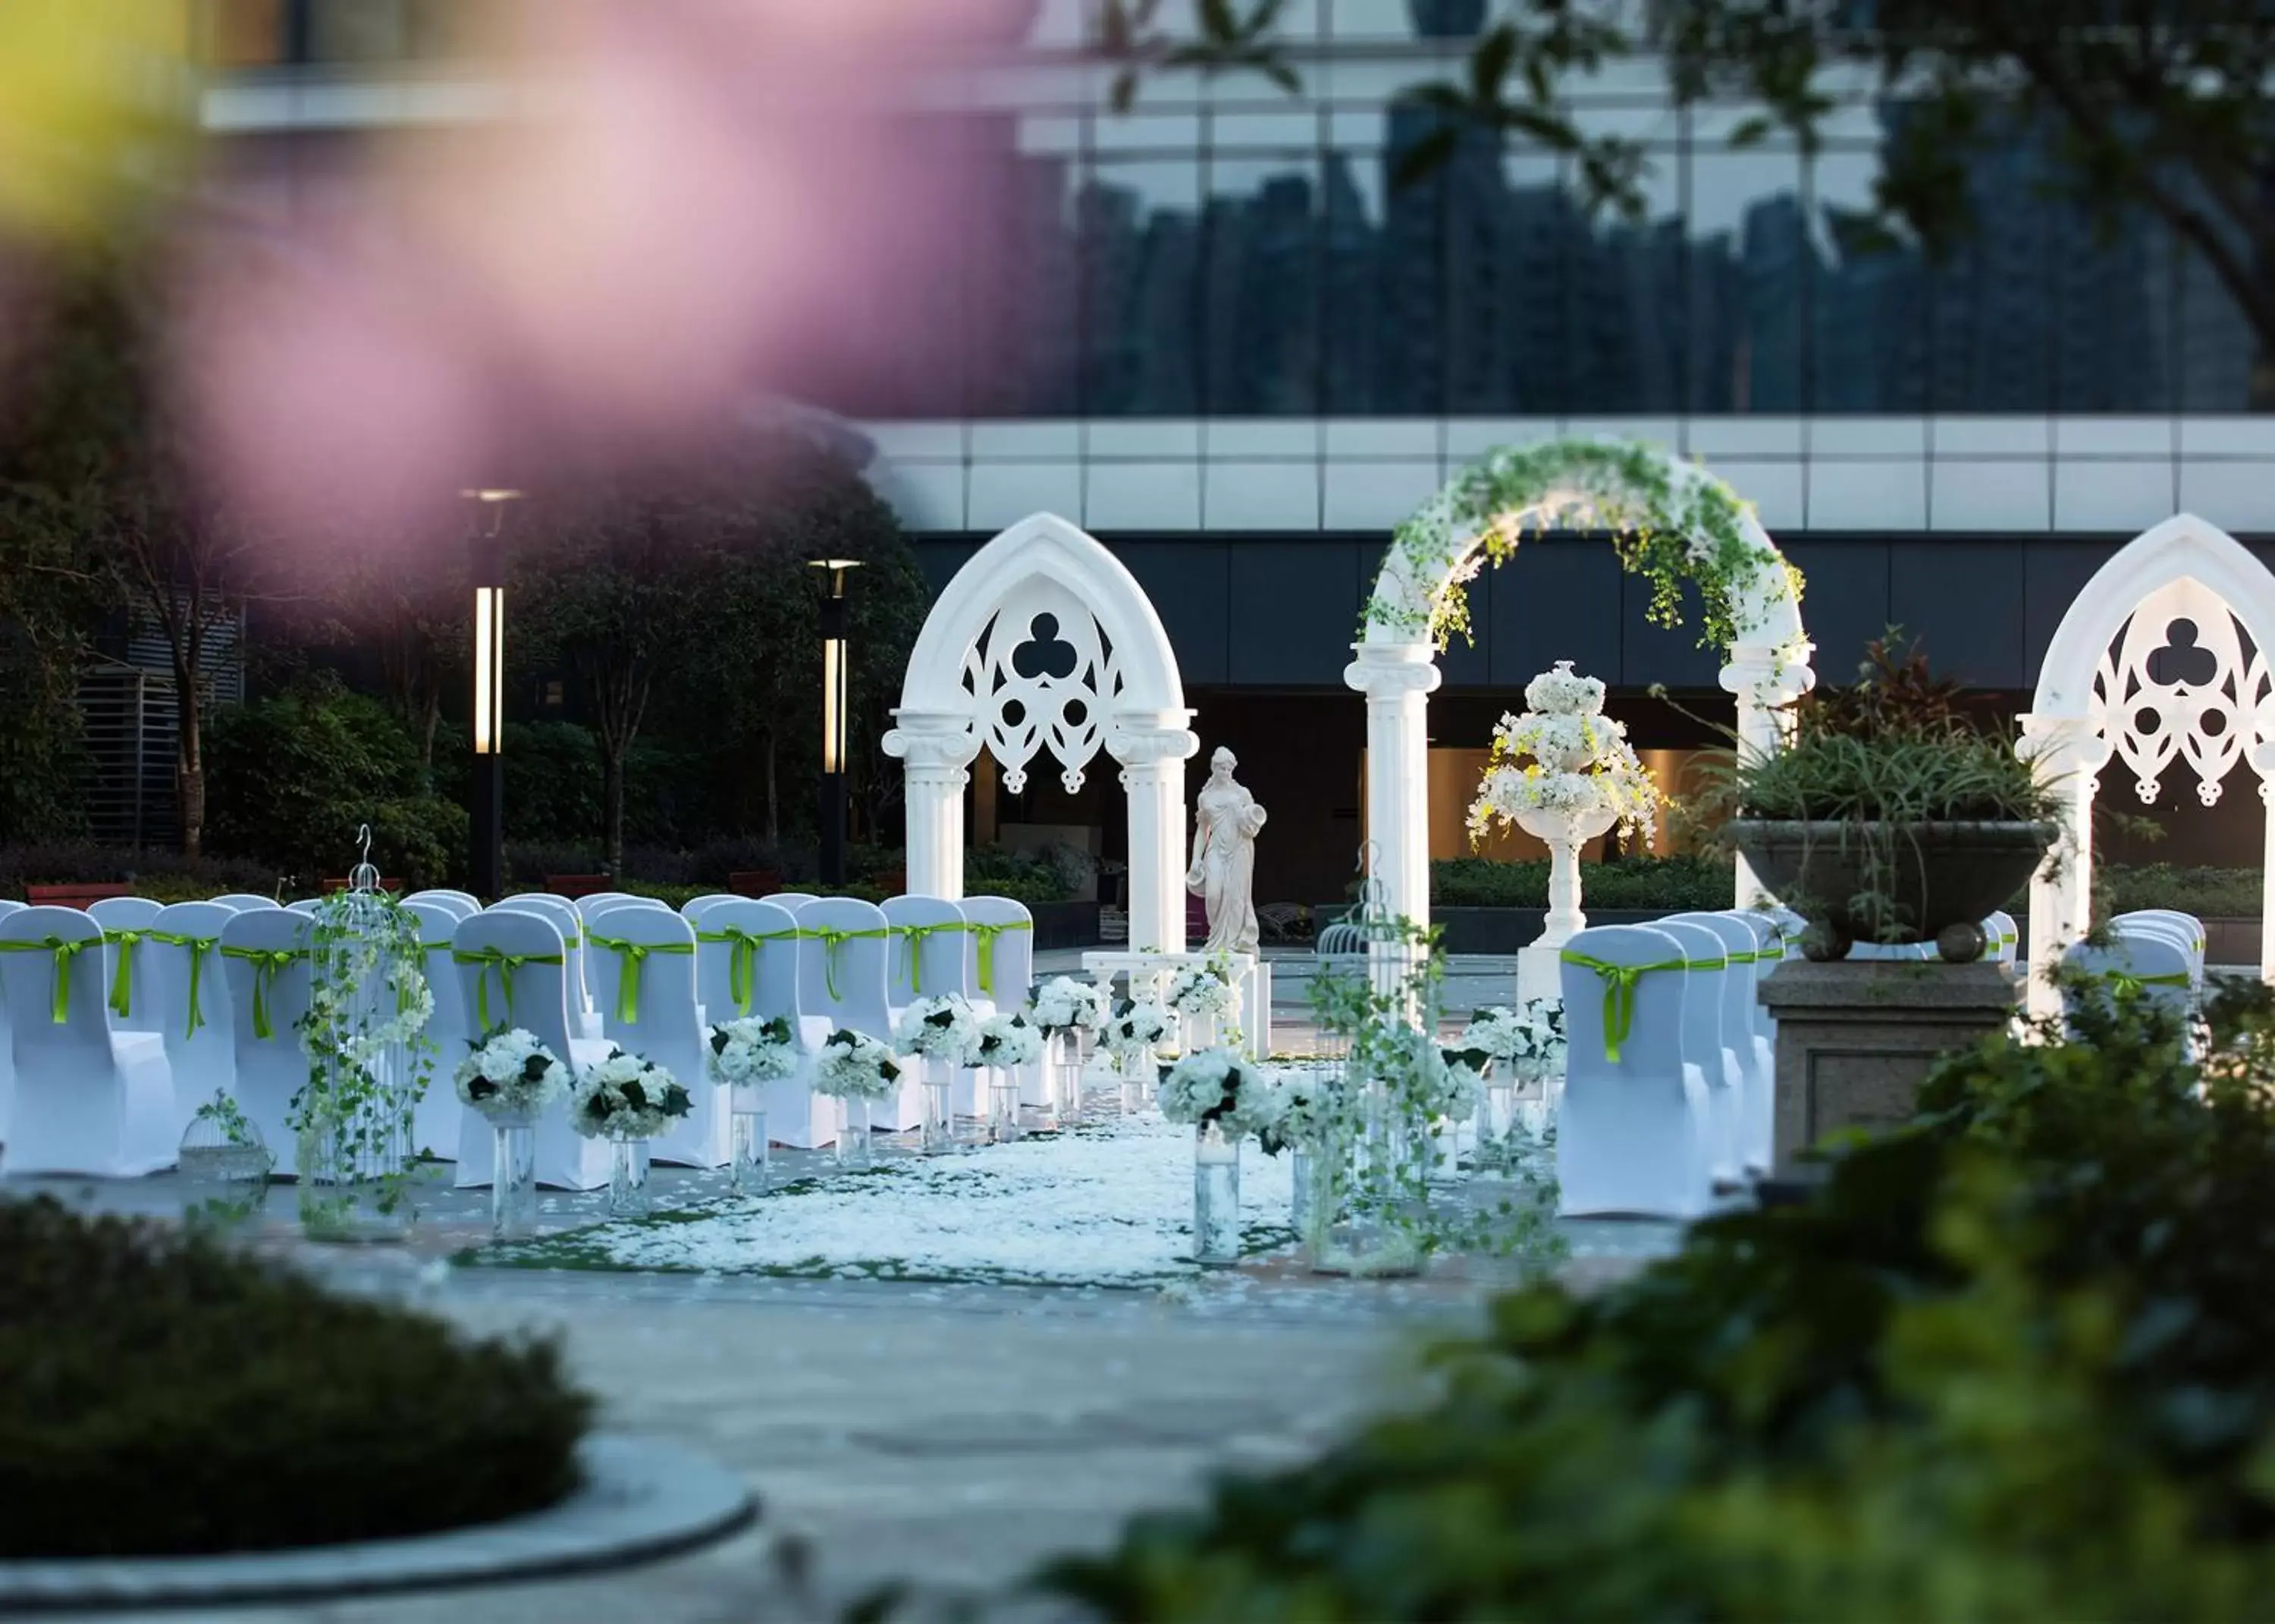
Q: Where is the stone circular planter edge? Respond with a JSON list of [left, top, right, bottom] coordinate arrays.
[[0, 1433, 756, 1612]]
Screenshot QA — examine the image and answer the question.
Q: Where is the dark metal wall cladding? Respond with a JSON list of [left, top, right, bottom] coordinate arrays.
[[908, 532, 2275, 694]]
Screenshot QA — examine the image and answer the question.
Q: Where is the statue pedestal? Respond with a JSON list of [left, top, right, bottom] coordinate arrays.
[[1511, 803, 1618, 1011]]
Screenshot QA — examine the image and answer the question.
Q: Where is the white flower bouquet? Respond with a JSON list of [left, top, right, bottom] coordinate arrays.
[[707, 1014, 800, 1088], [453, 1026, 570, 1121], [1523, 659, 1606, 716], [570, 1047, 692, 1140], [1466, 669, 1660, 846], [1158, 1046, 1279, 1136], [1463, 1000, 1566, 1074], [1363, 1021, 1479, 1122], [813, 1028, 902, 1101], [1031, 976, 1108, 1037], [1106, 999, 1172, 1067], [974, 1010, 1043, 1068], [1164, 961, 1236, 1019], [893, 994, 981, 1064], [1258, 1063, 1345, 1155]]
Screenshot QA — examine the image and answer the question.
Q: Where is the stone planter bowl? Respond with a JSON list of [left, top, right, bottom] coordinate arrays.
[[1726, 819, 2059, 962]]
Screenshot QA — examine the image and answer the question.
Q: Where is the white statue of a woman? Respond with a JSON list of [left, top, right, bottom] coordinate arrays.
[[1186, 747, 1267, 955]]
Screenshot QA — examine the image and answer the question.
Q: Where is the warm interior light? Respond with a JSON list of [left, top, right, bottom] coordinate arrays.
[[821, 635, 843, 774], [473, 586, 506, 754]]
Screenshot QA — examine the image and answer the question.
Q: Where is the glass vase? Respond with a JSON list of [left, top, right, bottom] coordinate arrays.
[[1050, 1031, 1083, 1128], [987, 1068, 1024, 1143], [489, 1110, 538, 1238], [1473, 1079, 1517, 1180], [1288, 1144, 1313, 1234], [1192, 1121, 1242, 1265], [730, 1096, 770, 1193], [836, 1095, 872, 1167], [608, 1133, 651, 1218], [919, 1056, 956, 1155]]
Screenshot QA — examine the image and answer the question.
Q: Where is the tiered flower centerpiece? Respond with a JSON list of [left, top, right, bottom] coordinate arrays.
[[1468, 660, 1660, 1001]]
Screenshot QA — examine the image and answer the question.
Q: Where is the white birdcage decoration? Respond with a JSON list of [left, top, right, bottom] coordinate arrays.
[[293, 827, 436, 1240]]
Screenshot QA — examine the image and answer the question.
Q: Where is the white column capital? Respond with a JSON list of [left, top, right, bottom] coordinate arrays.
[[1718, 637, 1815, 704], [1106, 708, 1198, 774], [1344, 641, 1444, 698], [883, 709, 981, 772]]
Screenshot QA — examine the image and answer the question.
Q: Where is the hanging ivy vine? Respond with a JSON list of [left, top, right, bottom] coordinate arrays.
[[1361, 437, 1805, 653]]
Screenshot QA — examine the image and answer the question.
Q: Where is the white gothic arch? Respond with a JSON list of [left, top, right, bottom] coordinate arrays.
[[2021, 512, 2275, 1011], [1344, 447, 1814, 935], [883, 512, 1197, 952]]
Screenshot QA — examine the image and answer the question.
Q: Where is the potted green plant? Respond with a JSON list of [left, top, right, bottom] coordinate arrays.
[[1708, 634, 2060, 963]]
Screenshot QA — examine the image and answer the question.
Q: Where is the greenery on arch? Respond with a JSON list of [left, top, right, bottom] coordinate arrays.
[[1361, 437, 1803, 654]]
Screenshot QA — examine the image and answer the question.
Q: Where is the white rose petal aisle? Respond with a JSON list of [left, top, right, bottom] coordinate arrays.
[[708, 1014, 799, 1191], [453, 1025, 571, 1237], [573, 1048, 693, 1218], [812, 1028, 901, 1167], [894, 994, 981, 1153]]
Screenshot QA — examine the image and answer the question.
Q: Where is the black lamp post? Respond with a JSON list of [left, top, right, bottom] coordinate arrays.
[[811, 558, 863, 887], [463, 488, 522, 901]]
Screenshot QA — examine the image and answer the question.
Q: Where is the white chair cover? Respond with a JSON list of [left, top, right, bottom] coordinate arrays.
[[2063, 931, 2195, 1033], [2112, 910, 2205, 977], [1983, 909, 2020, 966], [450, 911, 613, 1190], [0, 899, 19, 1142], [493, 895, 599, 1039], [403, 890, 480, 922], [218, 908, 315, 1176], [679, 895, 740, 927], [585, 905, 726, 1168], [403, 899, 473, 1159], [794, 897, 921, 1130], [0, 906, 174, 1177], [1718, 910, 1781, 1162], [212, 893, 281, 912], [883, 895, 989, 1115], [286, 898, 325, 916], [1682, 911, 1775, 1174], [959, 895, 1035, 1012], [87, 896, 164, 1035], [1652, 918, 1743, 1184], [1555, 923, 1714, 1219], [145, 901, 237, 1140], [770, 892, 819, 911], [695, 898, 832, 1149], [573, 893, 641, 924]]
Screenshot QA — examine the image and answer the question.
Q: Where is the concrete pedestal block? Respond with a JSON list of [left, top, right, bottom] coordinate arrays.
[[1759, 960, 2021, 1168]]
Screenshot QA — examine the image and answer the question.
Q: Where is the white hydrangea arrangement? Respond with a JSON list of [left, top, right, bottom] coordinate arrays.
[[974, 1010, 1043, 1069], [706, 1014, 800, 1088], [1157, 1046, 1280, 1136], [570, 1047, 692, 1140], [452, 1026, 570, 1120], [812, 1028, 902, 1101], [1467, 659, 1659, 845], [1106, 999, 1172, 1068], [1463, 1000, 1566, 1074], [1031, 976, 1108, 1037], [1164, 961, 1236, 1019], [1258, 1062, 1345, 1155], [893, 994, 981, 1064]]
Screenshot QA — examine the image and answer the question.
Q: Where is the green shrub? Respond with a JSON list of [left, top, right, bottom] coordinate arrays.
[[0, 843, 281, 901], [1432, 854, 1734, 911], [1044, 989, 2275, 1621], [2100, 863, 2262, 919], [0, 1197, 592, 1558]]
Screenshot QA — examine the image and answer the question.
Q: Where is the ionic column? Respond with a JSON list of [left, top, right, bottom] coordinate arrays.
[[1343, 642, 1442, 933], [1720, 640, 1814, 910], [882, 711, 978, 901], [2017, 713, 2110, 1018], [1110, 713, 1198, 955]]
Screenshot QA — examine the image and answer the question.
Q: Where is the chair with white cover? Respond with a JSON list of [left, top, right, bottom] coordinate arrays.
[[680, 895, 740, 928], [1555, 924, 1715, 1219], [1984, 910, 2020, 967], [0, 899, 19, 1142], [584, 905, 725, 1167], [493, 894, 599, 1040], [212, 893, 281, 912], [450, 911, 613, 1190], [884, 895, 985, 1113], [286, 899, 325, 916], [0, 907, 174, 1177], [218, 908, 315, 1175], [959, 895, 1035, 1013], [144, 901, 237, 1139], [402, 899, 474, 1158], [1678, 911, 1775, 1174], [795, 897, 921, 1130], [404, 890, 481, 922], [573, 892, 641, 924], [696, 898, 832, 1149], [2112, 910, 2205, 976], [1651, 918, 1743, 1185], [770, 892, 818, 909], [87, 895, 164, 1035], [2063, 930, 2195, 1034]]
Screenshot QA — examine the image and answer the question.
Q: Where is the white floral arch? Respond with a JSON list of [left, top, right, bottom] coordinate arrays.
[[1345, 438, 1814, 932], [883, 511, 1197, 951], [2020, 512, 2275, 1011]]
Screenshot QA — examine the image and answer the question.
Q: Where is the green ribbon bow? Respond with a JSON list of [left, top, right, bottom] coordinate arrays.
[[0, 936, 102, 1024], [105, 928, 146, 1020], [967, 919, 1031, 996], [451, 947, 563, 1029], [806, 926, 891, 1002], [1559, 951, 1693, 1064], [2104, 969, 2192, 999], [892, 921, 964, 996], [219, 945, 306, 1041], [695, 926, 796, 1018], [146, 930, 221, 1037], [585, 933, 694, 1024]]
